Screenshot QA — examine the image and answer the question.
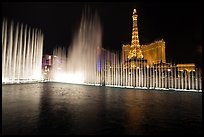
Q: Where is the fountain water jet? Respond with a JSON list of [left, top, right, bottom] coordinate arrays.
[[52, 8, 102, 84], [2, 19, 44, 84], [49, 8, 202, 92]]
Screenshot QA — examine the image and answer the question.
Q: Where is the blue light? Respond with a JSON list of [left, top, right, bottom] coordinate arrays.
[[97, 58, 101, 72]]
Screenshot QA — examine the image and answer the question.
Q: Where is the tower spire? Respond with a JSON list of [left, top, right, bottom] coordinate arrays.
[[128, 8, 143, 59]]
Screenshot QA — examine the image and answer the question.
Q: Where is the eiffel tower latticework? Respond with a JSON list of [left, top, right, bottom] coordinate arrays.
[[128, 9, 144, 59]]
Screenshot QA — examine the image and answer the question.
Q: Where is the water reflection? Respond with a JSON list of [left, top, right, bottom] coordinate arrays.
[[37, 83, 110, 134], [2, 83, 42, 134], [2, 83, 202, 135], [124, 91, 144, 134], [37, 83, 70, 134]]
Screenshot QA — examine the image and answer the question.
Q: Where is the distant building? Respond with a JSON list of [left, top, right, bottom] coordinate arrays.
[[42, 54, 53, 80], [176, 64, 195, 72], [122, 44, 131, 65], [122, 9, 166, 68], [122, 9, 198, 72], [141, 39, 166, 66]]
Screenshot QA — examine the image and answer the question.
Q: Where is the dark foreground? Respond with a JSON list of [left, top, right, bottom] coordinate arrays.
[[2, 82, 202, 135]]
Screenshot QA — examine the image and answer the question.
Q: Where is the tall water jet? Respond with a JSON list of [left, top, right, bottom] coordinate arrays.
[[49, 8, 201, 92], [2, 19, 44, 84], [52, 8, 102, 84]]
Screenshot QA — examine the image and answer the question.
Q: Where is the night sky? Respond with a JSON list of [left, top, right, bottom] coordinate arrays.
[[2, 1, 202, 67]]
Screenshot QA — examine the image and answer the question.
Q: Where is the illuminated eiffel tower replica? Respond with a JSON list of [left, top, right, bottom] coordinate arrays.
[[127, 9, 147, 68]]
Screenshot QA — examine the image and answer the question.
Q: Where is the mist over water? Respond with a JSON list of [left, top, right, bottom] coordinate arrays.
[[52, 8, 102, 84]]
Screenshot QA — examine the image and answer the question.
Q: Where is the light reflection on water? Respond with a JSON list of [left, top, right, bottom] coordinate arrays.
[[2, 82, 202, 135]]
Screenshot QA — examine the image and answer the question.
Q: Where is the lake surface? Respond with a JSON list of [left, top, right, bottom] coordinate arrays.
[[2, 82, 202, 135]]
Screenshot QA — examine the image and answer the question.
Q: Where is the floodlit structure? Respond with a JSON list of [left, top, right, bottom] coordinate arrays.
[[122, 9, 166, 67], [49, 8, 202, 92]]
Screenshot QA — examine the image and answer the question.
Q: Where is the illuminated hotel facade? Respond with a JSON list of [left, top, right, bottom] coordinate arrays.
[[123, 39, 166, 67], [122, 9, 166, 68], [141, 39, 166, 66], [118, 8, 201, 91], [122, 8, 196, 72]]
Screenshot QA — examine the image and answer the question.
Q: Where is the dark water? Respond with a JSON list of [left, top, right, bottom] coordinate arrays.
[[2, 82, 202, 135]]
